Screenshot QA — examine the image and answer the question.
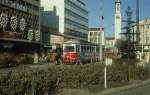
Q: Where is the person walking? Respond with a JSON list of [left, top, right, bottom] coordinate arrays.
[[56, 49, 63, 64]]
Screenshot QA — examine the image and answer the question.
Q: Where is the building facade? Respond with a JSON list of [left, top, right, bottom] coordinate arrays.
[[105, 37, 115, 49], [132, 18, 150, 62], [115, 0, 122, 40], [139, 18, 150, 62], [0, 0, 41, 49], [88, 28, 105, 45], [40, 8, 62, 49], [41, 0, 88, 42], [139, 18, 150, 47], [105, 37, 116, 52]]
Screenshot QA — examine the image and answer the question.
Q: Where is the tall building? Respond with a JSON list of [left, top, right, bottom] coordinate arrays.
[[138, 18, 150, 62], [88, 28, 105, 45], [40, 8, 61, 49], [41, 0, 88, 42], [138, 18, 150, 49], [115, 0, 122, 40], [0, 0, 41, 51]]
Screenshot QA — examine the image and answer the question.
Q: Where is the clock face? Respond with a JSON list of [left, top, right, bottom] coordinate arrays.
[[116, 16, 120, 19]]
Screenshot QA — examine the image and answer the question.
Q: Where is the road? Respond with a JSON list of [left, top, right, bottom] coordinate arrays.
[[100, 79, 150, 95], [109, 84, 150, 95]]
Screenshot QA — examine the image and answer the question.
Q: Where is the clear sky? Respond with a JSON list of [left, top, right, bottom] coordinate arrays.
[[85, 0, 150, 37]]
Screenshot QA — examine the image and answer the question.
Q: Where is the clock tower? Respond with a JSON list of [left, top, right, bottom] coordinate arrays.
[[115, 0, 122, 40]]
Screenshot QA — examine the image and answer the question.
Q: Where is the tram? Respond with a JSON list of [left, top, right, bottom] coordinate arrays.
[[63, 40, 103, 64]]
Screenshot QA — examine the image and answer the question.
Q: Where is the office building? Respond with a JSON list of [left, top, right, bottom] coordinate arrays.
[[88, 28, 105, 45], [41, 0, 88, 42]]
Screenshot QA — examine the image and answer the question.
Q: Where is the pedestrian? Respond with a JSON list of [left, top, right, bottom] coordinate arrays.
[[50, 49, 57, 64], [56, 49, 63, 64]]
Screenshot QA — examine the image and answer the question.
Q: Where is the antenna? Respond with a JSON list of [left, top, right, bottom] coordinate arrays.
[[100, 0, 104, 31], [136, 0, 140, 44], [99, 0, 104, 61]]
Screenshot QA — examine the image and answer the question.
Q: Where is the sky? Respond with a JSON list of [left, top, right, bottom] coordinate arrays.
[[85, 0, 150, 37]]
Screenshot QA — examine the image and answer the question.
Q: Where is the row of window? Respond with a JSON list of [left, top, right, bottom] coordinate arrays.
[[143, 25, 150, 29], [65, 18, 88, 31], [65, 0, 88, 15], [0, 0, 39, 15], [89, 32, 101, 36], [80, 46, 99, 53], [65, 8, 88, 23], [64, 28, 87, 39], [89, 38, 101, 43], [140, 37, 150, 44], [64, 45, 99, 53], [77, 0, 85, 6]]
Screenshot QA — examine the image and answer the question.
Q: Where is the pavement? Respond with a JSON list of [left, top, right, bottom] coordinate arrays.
[[99, 79, 150, 95], [58, 79, 150, 95]]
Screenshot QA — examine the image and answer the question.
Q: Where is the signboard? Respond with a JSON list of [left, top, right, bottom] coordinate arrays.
[[50, 35, 64, 44], [105, 52, 113, 66], [52, 45, 56, 50]]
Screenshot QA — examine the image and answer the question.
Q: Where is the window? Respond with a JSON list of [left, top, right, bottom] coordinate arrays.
[[116, 4, 120, 11], [76, 45, 80, 52], [65, 18, 88, 30], [65, 0, 88, 15], [64, 46, 75, 52], [90, 32, 92, 36], [65, 8, 88, 23]]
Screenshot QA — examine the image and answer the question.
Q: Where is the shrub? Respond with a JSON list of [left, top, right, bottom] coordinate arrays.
[[46, 63, 149, 89], [0, 63, 149, 94], [0, 53, 15, 68], [0, 69, 57, 95], [0, 53, 33, 68]]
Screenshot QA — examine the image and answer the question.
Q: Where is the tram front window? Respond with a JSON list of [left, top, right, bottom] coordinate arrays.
[[64, 46, 75, 52]]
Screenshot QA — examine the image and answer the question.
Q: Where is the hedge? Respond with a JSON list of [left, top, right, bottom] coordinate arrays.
[[0, 63, 149, 95]]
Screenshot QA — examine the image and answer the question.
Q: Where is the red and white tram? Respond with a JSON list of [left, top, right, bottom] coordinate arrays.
[[63, 40, 103, 64]]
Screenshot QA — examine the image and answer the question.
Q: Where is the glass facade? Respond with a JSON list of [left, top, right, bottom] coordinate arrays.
[[64, 0, 88, 40], [41, 0, 88, 41]]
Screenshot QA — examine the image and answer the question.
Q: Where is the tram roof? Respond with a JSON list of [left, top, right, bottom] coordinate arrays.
[[64, 40, 100, 46]]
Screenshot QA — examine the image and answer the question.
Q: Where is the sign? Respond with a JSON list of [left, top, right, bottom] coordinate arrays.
[[105, 52, 113, 66], [105, 58, 112, 66], [50, 35, 64, 44], [52, 45, 56, 50]]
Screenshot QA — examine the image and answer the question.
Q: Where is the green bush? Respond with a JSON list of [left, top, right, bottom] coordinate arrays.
[[46, 63, 149, 89], [0, 53, 15, 68], [0, 63, 149, 94], [0, 69, 57, 95], [0, 53, 33, 68]]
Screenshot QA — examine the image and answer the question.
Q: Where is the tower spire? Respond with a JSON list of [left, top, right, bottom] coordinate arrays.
[[115, 0, 122, 40]]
